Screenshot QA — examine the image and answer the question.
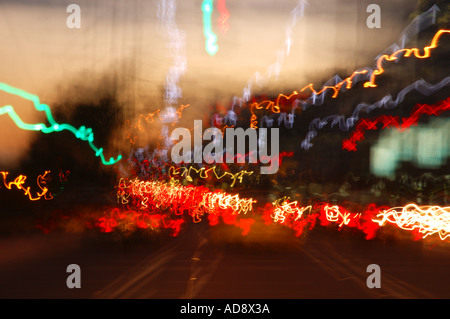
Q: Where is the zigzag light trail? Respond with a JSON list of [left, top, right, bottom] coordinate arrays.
[[225, 28, 449, 130], [376, 5, 440, 55], [168, 165, 253, 187], [225, 7, 445, 127], [5, 6, 445, 246], [267, 200, 450, 241], [301, 77, 450, 149], [364, 29, 450, 88], [342, 97, 450, 151], [304, 29, 450, 94], [376, 6, 443, 62], [0, 83, 122, 165], [0, 170, 53, 201]]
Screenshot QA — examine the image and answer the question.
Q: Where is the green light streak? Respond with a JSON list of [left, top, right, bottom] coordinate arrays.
[[0, 83, 122, 165], [202, 0, 218, 56]]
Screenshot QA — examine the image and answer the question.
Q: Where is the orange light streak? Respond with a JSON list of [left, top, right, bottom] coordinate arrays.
[[124, 104, 190, 144], [249, 91, 298, 129], [245, 29, 449, 128], [300, 70, 370, 98], [364, 29, 450, 88], [0, 170, 53, 201]]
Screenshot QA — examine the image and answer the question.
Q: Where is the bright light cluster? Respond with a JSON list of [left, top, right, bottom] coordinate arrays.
[[102, 177, 257, 235], [98, 207, 186, 236], [373, 204, 450, 240], [117, 178, 256, 216], [322, 204, 354, 227], [267, 200, 450, 241], [96, 178, 450, 241], [270, 197, 311, 224], [265, 200, 382, 240]]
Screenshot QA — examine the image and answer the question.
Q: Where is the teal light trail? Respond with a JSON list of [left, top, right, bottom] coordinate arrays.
[[0, 83, 122, 165], [202, 0, 218, 56]]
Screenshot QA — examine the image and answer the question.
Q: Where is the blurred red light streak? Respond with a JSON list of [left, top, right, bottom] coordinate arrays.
[[217, 0, 230, 34], [95, 177, 450, 241], [343, 97, 450, 151]]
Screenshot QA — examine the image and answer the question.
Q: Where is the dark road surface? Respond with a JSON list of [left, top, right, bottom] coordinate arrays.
[[1, 222, 449, 299]]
